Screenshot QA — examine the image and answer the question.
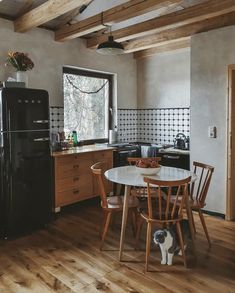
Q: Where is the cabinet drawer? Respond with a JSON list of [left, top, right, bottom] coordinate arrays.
[[57, 158, 93, 178], [57, 174, 93, 192], [56, 153, 92, 166], [93, 151, 113, 162], [56, 184, 93, 207]]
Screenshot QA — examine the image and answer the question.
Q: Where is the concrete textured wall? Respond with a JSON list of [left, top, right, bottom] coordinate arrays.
[[191, 25, 235, 214], [0, 18, 137, 108], [137, 49, 190, 108]]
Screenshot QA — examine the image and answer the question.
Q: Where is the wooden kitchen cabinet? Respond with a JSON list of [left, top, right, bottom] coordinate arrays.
[[53, 147, 114, 210], [93, 150, 113, 195]]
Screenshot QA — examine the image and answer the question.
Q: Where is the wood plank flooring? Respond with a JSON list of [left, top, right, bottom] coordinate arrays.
[[0, 199, 235, 293]]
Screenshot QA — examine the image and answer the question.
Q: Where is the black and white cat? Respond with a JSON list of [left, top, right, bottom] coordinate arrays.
[[153, 229, 177, 265]]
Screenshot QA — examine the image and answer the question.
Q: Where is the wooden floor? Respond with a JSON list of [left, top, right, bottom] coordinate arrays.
[[0, 199, 235, 293]]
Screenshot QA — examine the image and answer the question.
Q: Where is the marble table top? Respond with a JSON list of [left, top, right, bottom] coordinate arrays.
[[105, 166, 196, 187]]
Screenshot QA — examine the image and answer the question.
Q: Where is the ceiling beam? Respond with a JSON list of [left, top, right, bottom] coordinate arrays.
[[55, 0, 182, 42], [124, 12, 235, 53], [14, 0, 91, 33], [87, 0, 235, 48], [133, 38, 191, 59]]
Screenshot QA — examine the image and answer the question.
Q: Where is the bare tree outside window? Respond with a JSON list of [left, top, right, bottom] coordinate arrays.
[[63, 69, 111, 142]]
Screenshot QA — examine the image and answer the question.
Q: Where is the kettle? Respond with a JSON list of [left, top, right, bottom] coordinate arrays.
[[174, 133, 186, 149]]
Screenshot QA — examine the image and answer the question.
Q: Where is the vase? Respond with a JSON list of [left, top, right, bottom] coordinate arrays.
[[15, 71, 28, 87]]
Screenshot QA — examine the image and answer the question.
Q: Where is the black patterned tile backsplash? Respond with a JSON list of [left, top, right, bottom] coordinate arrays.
[[117, 109, 138, 142], [49, 106, 190, 144], [50, 106, 64, 132], [118, 108, 190, 144]]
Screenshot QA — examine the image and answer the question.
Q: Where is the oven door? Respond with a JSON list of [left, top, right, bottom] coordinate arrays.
[[114, 149, 140, 167]]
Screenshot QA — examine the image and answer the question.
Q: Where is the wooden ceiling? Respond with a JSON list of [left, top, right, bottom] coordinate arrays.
[[1, 0, 235, 58]]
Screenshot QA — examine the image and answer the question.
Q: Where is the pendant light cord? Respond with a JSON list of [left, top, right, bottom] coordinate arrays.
[[65, 75, 108, 95]]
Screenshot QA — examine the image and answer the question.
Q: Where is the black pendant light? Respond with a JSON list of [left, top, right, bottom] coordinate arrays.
[[96, 15, 124, 55], [97, 35, 124, 55]]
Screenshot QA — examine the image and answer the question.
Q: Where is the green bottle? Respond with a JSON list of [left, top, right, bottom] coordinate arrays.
[[72, 131, 78, 146]]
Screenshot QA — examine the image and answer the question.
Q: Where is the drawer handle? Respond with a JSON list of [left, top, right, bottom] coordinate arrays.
[[163, 155, 180, 159], [73, 177, 79, 182], [73, 190, 79, 194], [73, 164, 79, 168]]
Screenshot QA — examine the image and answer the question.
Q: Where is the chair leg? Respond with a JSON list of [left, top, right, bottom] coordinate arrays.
[[135, 216, 144, 250], [131, 208, 138, 237], [100, 211, 107, 238], [191, 209, 197, 234], [145, 222, 152, 272], [100, 211, 112, 251], [176, 221, 187, 268], [198, 208, 211, 247]]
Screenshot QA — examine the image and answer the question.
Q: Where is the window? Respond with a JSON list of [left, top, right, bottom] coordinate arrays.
[[63, 67, 113, 144]]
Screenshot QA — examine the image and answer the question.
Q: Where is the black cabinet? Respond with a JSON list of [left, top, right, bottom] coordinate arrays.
[[159, 152, 190, 170]]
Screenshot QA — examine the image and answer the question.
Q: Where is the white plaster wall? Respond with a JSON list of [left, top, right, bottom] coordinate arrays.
[[137, 49, 190, 108], [0, 18, 137, 108], [191, 25, 235, 214]]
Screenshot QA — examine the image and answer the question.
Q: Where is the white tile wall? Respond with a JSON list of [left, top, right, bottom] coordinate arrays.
[[118, 108, 190, 144], [49, 106, 190, 144]]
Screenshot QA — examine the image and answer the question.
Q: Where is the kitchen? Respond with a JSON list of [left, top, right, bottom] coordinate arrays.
[[0, 0, 235, 292]]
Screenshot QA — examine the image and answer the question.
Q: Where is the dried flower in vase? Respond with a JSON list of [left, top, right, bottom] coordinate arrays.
[[6, 51, 34, 71]]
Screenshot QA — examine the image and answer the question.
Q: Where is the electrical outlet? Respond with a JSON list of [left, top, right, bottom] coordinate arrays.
[[208, 126, 216, 138]]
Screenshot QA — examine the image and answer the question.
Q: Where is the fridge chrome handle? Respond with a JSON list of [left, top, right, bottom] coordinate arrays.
[[33, 120, 49, 124], [34, 137, 50, 142], [0, 132, 3, 148]]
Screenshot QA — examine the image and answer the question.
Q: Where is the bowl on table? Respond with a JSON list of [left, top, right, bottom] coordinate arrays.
[[135, 165, 161, 175]]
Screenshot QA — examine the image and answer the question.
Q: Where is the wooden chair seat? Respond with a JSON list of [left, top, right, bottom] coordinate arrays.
[[103, 195, 139, 210], [91, 162, 139, 250], [139, 207, 182, 223], [170, 195, 205, 209]]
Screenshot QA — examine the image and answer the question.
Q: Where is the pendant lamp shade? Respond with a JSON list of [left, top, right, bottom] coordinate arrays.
[[97, 35, 124, 55]]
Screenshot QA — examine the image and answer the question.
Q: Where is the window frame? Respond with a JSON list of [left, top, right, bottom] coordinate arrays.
[[63, 67, 113, 145]]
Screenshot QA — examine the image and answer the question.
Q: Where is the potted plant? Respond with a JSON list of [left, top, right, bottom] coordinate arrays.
[[6, 51, 34, 87]]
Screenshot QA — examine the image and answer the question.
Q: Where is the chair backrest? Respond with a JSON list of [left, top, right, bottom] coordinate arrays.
[[190, 161, 214, 206], [143, 176, 191, 222], [127, 157, 161, 166], [91, 162, 108, 209]]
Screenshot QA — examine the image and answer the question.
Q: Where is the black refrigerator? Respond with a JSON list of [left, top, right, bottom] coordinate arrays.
[[0, 87, 52, 238]]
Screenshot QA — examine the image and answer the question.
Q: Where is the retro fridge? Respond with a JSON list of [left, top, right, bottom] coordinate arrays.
[[0, 88, 52, 238]]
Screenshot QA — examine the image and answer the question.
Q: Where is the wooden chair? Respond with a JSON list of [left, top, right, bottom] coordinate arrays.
[[127, 157, 161, 198], [127, 157, 161, 166], [136, 176, 191, 271], [189, 161, 214, 247], [91, 162, 139, 250]]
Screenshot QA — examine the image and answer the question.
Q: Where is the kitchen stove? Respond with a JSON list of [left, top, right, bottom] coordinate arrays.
[[109, 142, 141, 167]]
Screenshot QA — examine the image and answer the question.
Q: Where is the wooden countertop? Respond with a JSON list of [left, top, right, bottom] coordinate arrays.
[[159, 147, 190, 155], [52, 144, 115, 157]]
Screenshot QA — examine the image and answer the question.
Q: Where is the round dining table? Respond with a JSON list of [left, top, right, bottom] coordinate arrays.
[[105, 165, 197, 261]]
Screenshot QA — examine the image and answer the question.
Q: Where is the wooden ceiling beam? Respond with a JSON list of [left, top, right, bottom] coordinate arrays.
[[55, 0, 182, 42], [124, 12, 235, 53], [87, 0, 235, 48], [133, 38, 191, 59], [14, 0, 91, 33]]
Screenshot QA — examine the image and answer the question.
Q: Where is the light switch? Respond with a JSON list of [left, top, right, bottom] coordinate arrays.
[[208, 126, 216, 138]]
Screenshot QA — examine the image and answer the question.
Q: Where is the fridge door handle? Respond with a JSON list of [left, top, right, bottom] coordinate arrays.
[[34, 137, 50, 142], [33, 120, 49, 124], [0, 132, 3, 148]]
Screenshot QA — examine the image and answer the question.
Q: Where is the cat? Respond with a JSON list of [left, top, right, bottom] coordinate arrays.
[[153, 220, 191, 265], [153, 229, 177, 265]]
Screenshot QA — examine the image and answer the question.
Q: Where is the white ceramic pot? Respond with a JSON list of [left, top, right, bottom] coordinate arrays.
[[15, 71, 28, 87]]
